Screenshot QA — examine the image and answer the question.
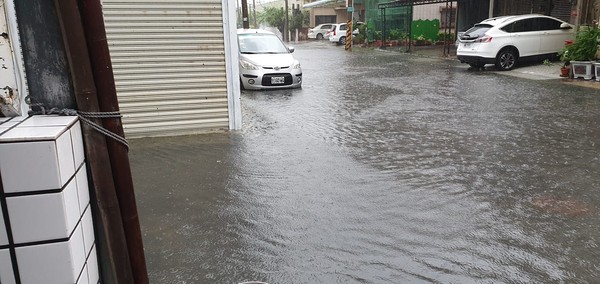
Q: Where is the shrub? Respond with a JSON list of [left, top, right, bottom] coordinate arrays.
[[559, 25, 600, 62], [436, 32, 455, 42]]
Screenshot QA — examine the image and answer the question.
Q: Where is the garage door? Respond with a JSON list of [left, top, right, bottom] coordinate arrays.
[[102, 0, 230, 138]]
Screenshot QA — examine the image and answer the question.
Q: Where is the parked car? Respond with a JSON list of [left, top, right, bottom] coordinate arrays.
[[327, 22, 362, 45], [237, 29, 302, 90], [308, 23, 334, 40], [456, 14, 574, 70]]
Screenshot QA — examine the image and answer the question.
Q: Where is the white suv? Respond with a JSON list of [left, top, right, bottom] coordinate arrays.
[[456, 14, 574, 70], [328, 23, 348, 45], [327, 23, 362, 45]]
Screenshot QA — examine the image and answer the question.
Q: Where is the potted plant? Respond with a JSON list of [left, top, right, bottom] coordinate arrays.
[[415, 34, 427, 46], [373, 30, 383, 47], [560, 25, 600, 80], [560, 61, 571, 77], [388, 29, 402, 46]]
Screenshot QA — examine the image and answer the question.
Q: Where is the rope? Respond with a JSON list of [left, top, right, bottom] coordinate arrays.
[[28, 103, 129, 150]]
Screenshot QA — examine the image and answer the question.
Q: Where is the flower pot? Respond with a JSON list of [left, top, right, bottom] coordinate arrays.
[[571, 61, 594, 80], [560, 66, 570, 77], [594, 62, 600, 81]]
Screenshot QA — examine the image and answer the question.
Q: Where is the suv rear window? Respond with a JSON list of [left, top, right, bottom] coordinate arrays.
[[461, 24, 492, 40]]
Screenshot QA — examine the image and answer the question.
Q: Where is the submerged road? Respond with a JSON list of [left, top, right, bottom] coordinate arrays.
[[130, 41, 600, 283]]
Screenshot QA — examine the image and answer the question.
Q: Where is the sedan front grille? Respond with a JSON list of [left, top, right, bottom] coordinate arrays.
[[262, 73, 293, 86]]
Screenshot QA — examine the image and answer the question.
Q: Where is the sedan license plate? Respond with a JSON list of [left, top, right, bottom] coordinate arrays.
[[271, 76, 285, 84]]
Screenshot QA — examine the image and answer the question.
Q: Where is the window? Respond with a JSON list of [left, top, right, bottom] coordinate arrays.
[[461, 24, 492, 40], [316, 15, 336, 26], [502, 19, 538, 33], [440, 7, 456, 28], [538, 17, 562, 30]]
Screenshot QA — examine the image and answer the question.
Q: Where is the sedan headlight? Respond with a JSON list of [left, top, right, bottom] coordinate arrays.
[[240, 59, 259, 70], [292, 61, 301, 69]]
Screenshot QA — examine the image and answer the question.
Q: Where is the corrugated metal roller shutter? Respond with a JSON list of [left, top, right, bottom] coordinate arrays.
[[551, 0, 572, 23], [102, 0, 230, 138]]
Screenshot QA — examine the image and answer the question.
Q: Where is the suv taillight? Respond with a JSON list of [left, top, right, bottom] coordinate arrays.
[[475, 35, 492, 43]]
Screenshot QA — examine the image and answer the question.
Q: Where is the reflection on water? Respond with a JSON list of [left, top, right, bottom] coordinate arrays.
[[130, 42, 600, 283]]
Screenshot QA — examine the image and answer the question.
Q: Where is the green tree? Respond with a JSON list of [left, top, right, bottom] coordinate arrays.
[[258, 7, 285, 34], [257, 7, 308, 35], [290, 10, 309, 31]]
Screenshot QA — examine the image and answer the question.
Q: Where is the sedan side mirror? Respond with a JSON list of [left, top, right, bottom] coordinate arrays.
[[560, 22, 573, 29], [288, 46, 295, 53]]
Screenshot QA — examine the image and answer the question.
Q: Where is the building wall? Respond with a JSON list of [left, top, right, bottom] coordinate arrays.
[[311, 6, 339, 26], [413, 3, 446, 20]]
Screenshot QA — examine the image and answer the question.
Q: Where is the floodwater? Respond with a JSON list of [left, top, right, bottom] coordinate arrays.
[[129, 41, 600, 283]]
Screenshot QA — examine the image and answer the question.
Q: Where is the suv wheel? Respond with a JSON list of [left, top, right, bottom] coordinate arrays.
[[317, 33, 323, 40], [339, 36, 346, 45], [495, 48, 517, 71]]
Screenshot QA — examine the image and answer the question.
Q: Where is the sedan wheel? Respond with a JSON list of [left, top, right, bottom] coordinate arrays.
[[316, 33, 323, 40], [495, 49, 517, 71]]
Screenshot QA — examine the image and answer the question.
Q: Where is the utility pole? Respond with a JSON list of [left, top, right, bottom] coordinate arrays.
[[253, 0, 257, 28], [284, 0, 289, 41], [241, 0, 249, 28]]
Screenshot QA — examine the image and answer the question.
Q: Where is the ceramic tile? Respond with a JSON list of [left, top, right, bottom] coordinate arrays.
[[8, 116, 27, 122], [76, 165, 90, 215], [0, 203, 7, 246], [0, 141, 62, 193], [70, 223, 87, 280], [81, 206, 94, 255], [0, 249, 16, 284], [71, 121, 85, 168], [56, 131, 76, 188], [76, 264, 89, 284], [16, 227, 85, 284], [87, 246, 99, 284], [0, 121, 18, 128], [18, 116, 78, 128], [0, 126, 66, 142], [7, 180, 80, 243]]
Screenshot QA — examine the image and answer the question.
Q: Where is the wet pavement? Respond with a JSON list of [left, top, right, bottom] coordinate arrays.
[[129, 40, 600, 283]]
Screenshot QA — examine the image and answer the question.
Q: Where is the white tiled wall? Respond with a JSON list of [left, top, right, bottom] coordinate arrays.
[[0, 116, 99, 284]]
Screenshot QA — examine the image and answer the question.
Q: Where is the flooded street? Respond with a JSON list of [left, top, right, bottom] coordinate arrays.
[[129, 41, 600, 283]]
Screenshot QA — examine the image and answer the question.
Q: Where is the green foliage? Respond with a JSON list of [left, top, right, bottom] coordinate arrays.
[[258, 8, 308, 34], [357, 23, 367, 36], [388, 29, 402, 40], [290, 10, 309, 31], [353, 33, 366, 44], [436, 32, 455, 42], [559, 25, 600, 62], [258, 7, 285, 33], [374, 30, 382, 40]]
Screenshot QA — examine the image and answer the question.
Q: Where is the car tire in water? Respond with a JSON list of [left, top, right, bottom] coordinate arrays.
[[495, 48, 517, 71], [317, 34, 323, 40], [339, 36, 346, 45]]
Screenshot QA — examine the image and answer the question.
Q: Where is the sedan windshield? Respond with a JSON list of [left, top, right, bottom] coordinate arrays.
[[238, 34, 289, 54]]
